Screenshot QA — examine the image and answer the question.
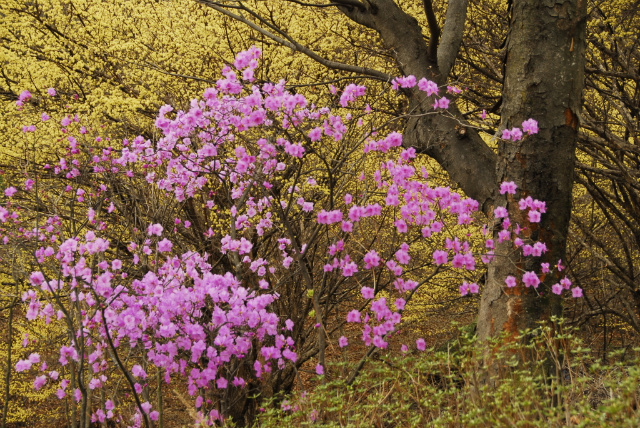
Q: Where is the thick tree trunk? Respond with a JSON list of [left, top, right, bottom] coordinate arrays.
[[338, 0, 586, 341], [476, 0, 586, 342]]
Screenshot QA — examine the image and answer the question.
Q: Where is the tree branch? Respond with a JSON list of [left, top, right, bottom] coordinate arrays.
[[437, 0, 469, 78], [330, 0, 377, 29], [196, 0, 392, 81], [143, 61, 217, 85], [422, 0, 440, 63], [285, 0, 366, 10]]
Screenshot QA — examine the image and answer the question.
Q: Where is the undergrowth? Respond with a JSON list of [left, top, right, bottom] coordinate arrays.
[[252, 321, 640, 427]]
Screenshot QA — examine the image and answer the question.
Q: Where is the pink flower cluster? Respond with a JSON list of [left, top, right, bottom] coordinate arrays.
[[501, 119, 539, 141], [339, 83, 366, 107], [19, 228, 296, 423]]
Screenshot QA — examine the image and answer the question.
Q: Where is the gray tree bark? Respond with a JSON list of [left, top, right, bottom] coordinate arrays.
[[477, 0, 586, 341], [437, 0, 469, 78], [336, 0, 586, 341]]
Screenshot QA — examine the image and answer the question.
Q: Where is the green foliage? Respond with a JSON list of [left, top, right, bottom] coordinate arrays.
[[254, 321, 640, 427]]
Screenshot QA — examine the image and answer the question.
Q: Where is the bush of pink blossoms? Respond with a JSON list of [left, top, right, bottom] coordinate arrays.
[[1, 46, 580, 427]]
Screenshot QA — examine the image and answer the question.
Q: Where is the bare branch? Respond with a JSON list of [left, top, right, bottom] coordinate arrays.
[[422, 0, 440, 62], [143, 61, 217, 85], [437, 0, 469, 78], [196, 0, 392, 81], [329, 0, 377, 29], [284, 0, 366, 10], [325, 0, 368, 10]]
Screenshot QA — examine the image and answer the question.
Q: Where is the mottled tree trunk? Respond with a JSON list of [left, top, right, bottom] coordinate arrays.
[[476, 0, 586, 342], [337, 0, 586, 342]]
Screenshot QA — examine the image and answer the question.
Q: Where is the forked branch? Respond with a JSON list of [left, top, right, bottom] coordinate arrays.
[[437, 0, 469, 78], [196, 0, 392, 81], [422, 0, 441, 62]]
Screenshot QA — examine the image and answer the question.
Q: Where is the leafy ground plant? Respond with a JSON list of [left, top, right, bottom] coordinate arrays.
[[254, 321, 640, 428]]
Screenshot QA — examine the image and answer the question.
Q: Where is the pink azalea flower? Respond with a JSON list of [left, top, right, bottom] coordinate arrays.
[[363, 250, 381, 269], [15, 359, 32, 372], [522, 271, 540, 288], [494, 206, 509, 218], [437, 97, 450, 109], [469, 282, 479, 293], [147, 223, 163, 236], [459, 282, 470, 296], [342, 261, 358, 277], [308, 127, 322, 141], [418, 78, 439, 96], [157, 238, 173, 252], [510, 127, 523, 141], [33, 375, 47, 391], [285, 319, 294, 331], [4, 187, 17, 197], [500, 181, 517, 195], [132, 365, 147, 379], [522, 118, 539, 134], [395, 248, 410, 265], [528, 210, 541, 223], [346, 310, 361, 323], [395, 219, 408, 233], [361, 287, 374, 299], [18, 90, 31, 102], [505, 276, 517, 288], [433, 250, 448, 265]]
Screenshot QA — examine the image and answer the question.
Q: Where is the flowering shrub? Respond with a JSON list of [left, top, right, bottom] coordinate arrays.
[[1, 47, 579, 426]]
